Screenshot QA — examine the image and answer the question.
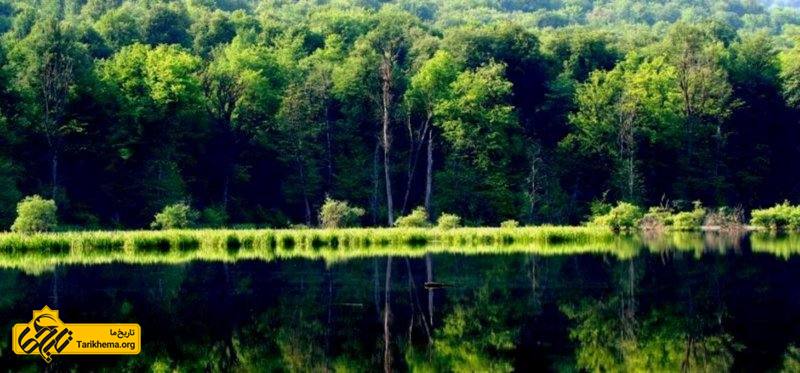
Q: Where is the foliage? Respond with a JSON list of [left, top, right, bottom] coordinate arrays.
[[591, 202, 643, 231], [750, 201, 800, 231], [500, 220, 519, 228], [0, 0, 796, 229], [436, 213, 461, 230], [640, 206, 675, 231], [671, 201, 707, 231], [394, 207, 431, 228], [151, 203, 199, 230], [10, 195, 58, 233], [318, 197, 365, 229], [201, 206, 228, 228], [704, 206, 745, 230]]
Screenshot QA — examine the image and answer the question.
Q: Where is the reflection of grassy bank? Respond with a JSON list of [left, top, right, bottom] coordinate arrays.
[[750, 233, 800, 259]]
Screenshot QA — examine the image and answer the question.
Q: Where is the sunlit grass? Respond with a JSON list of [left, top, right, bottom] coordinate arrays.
[[0, 227, 621, 272], [0, 227, 792, 273]]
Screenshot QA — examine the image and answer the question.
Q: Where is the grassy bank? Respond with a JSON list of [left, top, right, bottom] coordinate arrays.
[[0, 226, 628, 272], [0, 227, 793, 274], [0, 226, 616, 256]]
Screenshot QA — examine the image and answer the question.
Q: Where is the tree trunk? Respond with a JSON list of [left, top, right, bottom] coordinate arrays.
[[325, 105, 333, 190], [400, 124, 430, 214], [381, 55, 394, 226], [222, 174, 229, 211], [372, 140, 381, 226], [51, 150, 59, 199], [424, 129, 433, 213], [299, 162, 312, 226]]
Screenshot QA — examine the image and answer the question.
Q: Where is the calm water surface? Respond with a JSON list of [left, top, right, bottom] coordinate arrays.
[[2, 239, 800, 371]]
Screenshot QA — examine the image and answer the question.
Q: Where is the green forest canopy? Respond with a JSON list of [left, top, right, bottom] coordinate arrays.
[[0, 0, 800, 228]]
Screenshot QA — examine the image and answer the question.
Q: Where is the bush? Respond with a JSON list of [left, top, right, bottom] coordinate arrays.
[[591, 202, 643, 232], [319, 197, 365, 228], [500, 219, 519, 228], [705, 206, 744, 231], [640, 206, 674, 231], [11, 195, 58, 233], [751, 201, 800, 231], [671, 201, 706, 231], [436, 213, 461, 229], [395, 207, 431, 228], [151, 203, 199, 229], [201, 206, 228, 228]]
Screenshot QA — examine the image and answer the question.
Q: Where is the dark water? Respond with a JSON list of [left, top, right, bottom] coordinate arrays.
[[2, 246, 800, 371]]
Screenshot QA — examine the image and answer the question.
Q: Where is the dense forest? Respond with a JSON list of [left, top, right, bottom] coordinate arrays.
[[0, 0, 800, 228]]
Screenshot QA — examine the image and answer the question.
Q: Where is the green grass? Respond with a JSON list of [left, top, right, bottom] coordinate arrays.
[[0, 227, 785, 273], [0, 227, 615, 271]]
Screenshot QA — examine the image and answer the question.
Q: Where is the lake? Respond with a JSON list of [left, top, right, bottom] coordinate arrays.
[[1, 233, 800, 371]]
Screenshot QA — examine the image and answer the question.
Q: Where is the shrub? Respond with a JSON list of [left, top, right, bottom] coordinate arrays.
[[704, 206, 745, 231], [319, 197, 365, 228], [751, 201, 800, 231], [11, 195, 58, 233], [640, 206, 674, 231], [671, 201, 706, 231], [436, 213, 461, 229], [591, 202, 643, 232], [500, 219, 519, 228], [151, 203, 199, 230], [201, 206, 228, 228], [395, 207, 431, 227]]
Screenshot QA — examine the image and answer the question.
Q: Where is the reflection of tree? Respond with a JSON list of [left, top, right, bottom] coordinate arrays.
[[407, 285, 518, 372], [563, 256, 737, 373], [781, 345, 800, 372], [565, 301, 736, 372]]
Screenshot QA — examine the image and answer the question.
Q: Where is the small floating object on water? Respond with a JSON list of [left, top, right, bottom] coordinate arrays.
[[424, 282, 454, 289], [333, 303, 365, 307]]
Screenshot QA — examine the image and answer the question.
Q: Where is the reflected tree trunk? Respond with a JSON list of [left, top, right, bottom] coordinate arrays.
[[325, 268, 333, 370], [374, 258, 381, 316], [426, 253, 434, 327], [383, 257, 393, 372], [51, 268, 59, 307], [406, 258, 432, 343]]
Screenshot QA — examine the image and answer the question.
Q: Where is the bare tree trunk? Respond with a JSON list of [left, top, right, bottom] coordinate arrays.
[[299, 163, 312, 225], [51, 150, 58, 198], [372, 140, 381, 226], [40, 30, 73, 201], [325, 105, 333, 190], [527, 147, 541, 222], [424, 129, 433, 213], [222, 174, 229, 211], [401, 122, 430, 214], [618, 101, 638, 201], [380, 55, 395, 226]]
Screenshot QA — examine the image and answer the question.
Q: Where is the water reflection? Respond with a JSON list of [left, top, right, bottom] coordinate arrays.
[[1, 238, 800, 371]]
